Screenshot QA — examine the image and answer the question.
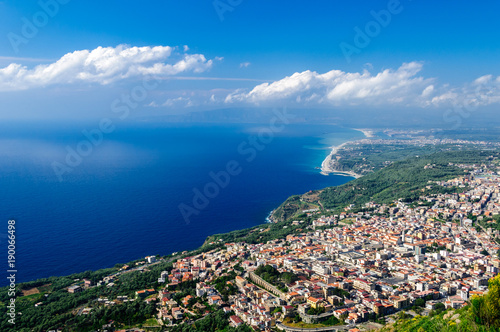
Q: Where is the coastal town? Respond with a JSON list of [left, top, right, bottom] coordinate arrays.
[[10, 154, 500, 332], [96, 160, 500, 331], [321, 135, 500, 178]]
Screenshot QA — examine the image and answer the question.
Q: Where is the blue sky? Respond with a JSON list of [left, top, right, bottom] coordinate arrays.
[[0, 0, 499, 119]]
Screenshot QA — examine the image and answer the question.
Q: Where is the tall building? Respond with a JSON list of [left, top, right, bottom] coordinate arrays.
[[460, 288, 469, 301], [415, 246, 425, 255]]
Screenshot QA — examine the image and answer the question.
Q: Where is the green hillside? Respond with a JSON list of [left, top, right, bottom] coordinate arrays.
[[272, 150, 500, 222], [382, 274, 500, 332]]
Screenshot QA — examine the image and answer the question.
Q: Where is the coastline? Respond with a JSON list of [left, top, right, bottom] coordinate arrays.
[[265, 210, 275, 223], [320, 128, 375, 178], [320, 141, 362, 178], [353, 128, 375, 138]]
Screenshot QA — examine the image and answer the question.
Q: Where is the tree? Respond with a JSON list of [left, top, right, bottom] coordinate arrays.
[[434, 302, 445, 312], [471, 274, 500, 327], [323, 315, 340, 326], [397, 311, 411, 320], [481, 249, 490, 256], [307, 306, 325, 315], [415, 298, 425, 307], [272, 307, 282, 315]]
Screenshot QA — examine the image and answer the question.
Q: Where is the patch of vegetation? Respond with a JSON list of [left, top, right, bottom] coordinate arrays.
[[283, 316, 339, 329], [170, 310, 253, 332], [254, 265, 298, 293], [274, 150, 499, 220], [211, 272, 238, 301], [383, 274, 500, 331], [307, 306, 325, 315], [0, 259, 175, 331], [329, 140, 498, 176]]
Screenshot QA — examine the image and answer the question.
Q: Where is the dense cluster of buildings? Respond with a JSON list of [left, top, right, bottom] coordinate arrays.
[[148, 162, 500, 330], [60, 161, 500, 332]]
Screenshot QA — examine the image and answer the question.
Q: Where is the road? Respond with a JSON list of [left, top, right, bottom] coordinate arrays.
[[276, 322, 350, 331]]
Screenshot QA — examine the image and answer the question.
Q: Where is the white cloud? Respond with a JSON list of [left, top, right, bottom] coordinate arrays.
[[430, 74, 500, 107], [162, 96, 195, 108], [147, 101, 160, 108], [225, 62, 500, 108], [240, 62, 251, 68], [145, 64, 500, 111], [226, 62, 433, 106], [0, 44, 214, 91], [421, 84, 434, 97], [150, 66, 500, 111], [430, 91, 458, 105], [146, 97, 195, 108]]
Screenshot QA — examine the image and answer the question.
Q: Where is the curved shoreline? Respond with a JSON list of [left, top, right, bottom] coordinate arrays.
[[320, 141, 362, 178], [353, 128, 375, 138]]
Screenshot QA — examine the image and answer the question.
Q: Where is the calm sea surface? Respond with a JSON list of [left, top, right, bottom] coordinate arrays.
[[0, 122, 363, 285]]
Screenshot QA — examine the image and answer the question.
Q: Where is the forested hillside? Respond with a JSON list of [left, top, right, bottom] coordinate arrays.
[[272, 150, 500, 222], [381, 274, 500, 332]]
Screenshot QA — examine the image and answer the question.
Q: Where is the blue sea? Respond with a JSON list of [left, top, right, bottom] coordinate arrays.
[[0, 121, 363, 286]]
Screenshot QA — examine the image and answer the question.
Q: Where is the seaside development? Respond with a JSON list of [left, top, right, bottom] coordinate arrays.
[[3, 134, 500, 331], [320, 142, 362, 179], [320, 128, 375, 178]]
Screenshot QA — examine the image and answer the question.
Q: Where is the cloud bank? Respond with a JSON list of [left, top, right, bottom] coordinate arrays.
[[0, 44, 214, 91], [3, 49, 499, 112], [225, 62, 500, 109], [430, 75, 500, 108]]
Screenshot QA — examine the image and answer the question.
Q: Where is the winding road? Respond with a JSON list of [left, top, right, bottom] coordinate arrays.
[[276, 322, 350, 331]]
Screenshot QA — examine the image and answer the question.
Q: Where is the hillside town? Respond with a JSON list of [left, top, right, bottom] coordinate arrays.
[[144, 162, 500, 331], [52, 160, 500, 332]]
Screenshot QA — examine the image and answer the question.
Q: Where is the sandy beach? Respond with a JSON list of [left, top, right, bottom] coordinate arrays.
[[320, 141, 362, 178], [319, 128, 376, 178], [353, 128, 375, 138]]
